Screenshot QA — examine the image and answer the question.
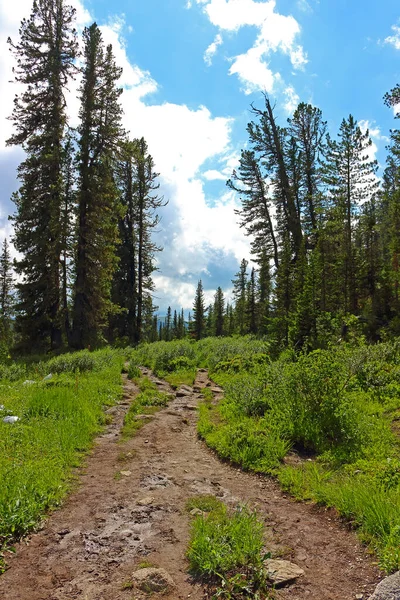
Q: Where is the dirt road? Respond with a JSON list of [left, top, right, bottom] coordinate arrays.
[[0, 369, 382, 599]]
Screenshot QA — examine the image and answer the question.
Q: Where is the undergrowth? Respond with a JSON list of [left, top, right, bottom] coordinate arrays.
[[121, 372, 171, 439], [0, 348, 124, 572], [187, 496, 272, 599], [135, 337, 400, 573]]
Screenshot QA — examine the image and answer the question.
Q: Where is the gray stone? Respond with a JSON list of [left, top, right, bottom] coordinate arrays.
[[180, 385, 193, 392], [176, 389, 191, 397], [134, 414, 154, 421], [264, 559, 305, 587], [368, 571, 400, 600], [3, 416, 19, 423], [137, 496, 155, 506], [131, 567, 175, 593]]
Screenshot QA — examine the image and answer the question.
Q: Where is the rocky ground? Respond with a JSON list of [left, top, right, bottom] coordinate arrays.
[[0, 369, 385, 600]]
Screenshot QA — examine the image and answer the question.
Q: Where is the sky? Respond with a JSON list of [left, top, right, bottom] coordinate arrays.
[[0, 0, 399, 314]]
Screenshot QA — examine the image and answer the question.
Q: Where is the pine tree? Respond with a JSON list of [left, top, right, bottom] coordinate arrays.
[[227, 151, 278, 268], [191, 280, 207, 340], [213, 287, 225, 336], [132, 138, 166, 344], [0, 239, 14, 349], [246, 268, 257, 334], [232, 259, 248, 335], [248, 96, 303, 258], [287, 103, 327, 241], [8, 0, 78, 351], [72, 24, 124, 348], [165, 306, 172, 341], [322, 115, 378, 314]]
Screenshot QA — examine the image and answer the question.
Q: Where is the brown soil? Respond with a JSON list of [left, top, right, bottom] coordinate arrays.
[[0, 369, 383, 600]]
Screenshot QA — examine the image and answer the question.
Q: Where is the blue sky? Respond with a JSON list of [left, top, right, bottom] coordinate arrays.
[[0, 0, 399, 313]]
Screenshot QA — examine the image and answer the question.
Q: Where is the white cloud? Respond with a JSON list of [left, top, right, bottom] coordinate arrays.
[[358, 119, 389, 164], [284, 85, 300, 114], [192, 0, 307, 95], [385, 24, 400, 51], [204, 33, 223, 66], [0, 4, 252, 312], [203, 169, 227, 180]]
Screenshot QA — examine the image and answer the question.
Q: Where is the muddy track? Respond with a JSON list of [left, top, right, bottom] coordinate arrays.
[[0, 369, 382, 600]]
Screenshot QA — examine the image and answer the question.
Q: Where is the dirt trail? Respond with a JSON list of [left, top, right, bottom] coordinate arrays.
[[0, 369, 382, 600]]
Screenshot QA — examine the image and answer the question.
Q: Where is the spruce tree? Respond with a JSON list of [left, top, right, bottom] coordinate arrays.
[[213, 287, 225, 336], [0, 239, 14, 350], [191, 280, 207, 340], [72, 24, 123, 348], [8, 0, 78, 351], [227, 150, 278, 268], [132, 138, 165, 344], [232, 259, 248, 335], [322, 116, 378, 314]]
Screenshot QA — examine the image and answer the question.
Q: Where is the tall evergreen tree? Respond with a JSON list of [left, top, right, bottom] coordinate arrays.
[[213, 287, 225, 336], [0, 239, 14, 350], [228, 151, 279, 268], [191, 280, 207, 340], [132, 138, 165, 344], [287, 103, 327, 241], [8, 0, 78, 351], [232, 259, 248, 335], [322, 115, 378, 313], [72, 24, 123, 348]]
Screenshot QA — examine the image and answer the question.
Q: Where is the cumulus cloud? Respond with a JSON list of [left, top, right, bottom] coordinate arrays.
[[204, 33, 223, 65], [385, 24, 400, 51], [192, 0, 307, 96], [0, 4, 252, 311], [284, 85, 300, 114]]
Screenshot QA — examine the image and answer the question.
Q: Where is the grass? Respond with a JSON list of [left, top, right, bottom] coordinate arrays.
[[187, 496, 272, 599], [164, 368, 196, 389], [0, 348, 124, 571], [121, 372, 170, 440], [134, 337, 400, 573]]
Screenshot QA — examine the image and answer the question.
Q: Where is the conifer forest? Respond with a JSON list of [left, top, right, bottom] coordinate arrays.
[[0, 1, 400, 355]]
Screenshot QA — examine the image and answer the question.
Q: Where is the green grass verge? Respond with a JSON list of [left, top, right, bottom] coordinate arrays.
[[0, 348, 124, 571], [132, 337, 400, 573], [121, 373, 171, 440], [187, 496, 272, 599]]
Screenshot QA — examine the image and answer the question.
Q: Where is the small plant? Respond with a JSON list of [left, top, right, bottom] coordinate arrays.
[[187, 499, 271, 599], [202, 387, 213, 403], [186, 495, 225, 514], [128, 362, 141, 380], [121, 377, 170, 440]]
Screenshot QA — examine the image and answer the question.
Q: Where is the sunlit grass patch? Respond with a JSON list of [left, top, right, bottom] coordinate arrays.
[[0, 348, 124, 572], [121, 376, 170, 440], [187, 498, 272, 599]]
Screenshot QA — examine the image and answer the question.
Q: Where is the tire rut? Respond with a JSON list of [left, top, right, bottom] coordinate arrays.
[[0, 369, 382, 600]]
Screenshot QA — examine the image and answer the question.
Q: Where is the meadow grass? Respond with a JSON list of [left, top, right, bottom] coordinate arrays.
[[135, 337, 400, 572], [187, 496, 272, 599], [121, 370, 170, 440], [0, 348, 124, 570]]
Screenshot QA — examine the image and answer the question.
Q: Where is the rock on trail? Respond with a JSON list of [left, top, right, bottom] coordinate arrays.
[[0, 369, 383, 600]]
